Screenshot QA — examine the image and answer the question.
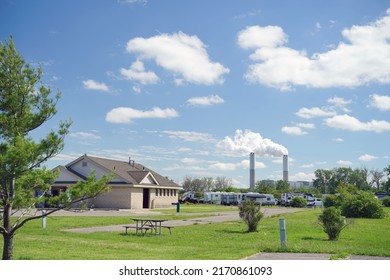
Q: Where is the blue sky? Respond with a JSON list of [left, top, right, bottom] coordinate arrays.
[[1, 0, 390, 187]]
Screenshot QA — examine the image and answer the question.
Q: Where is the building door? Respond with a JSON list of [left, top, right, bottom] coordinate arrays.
[[143, 188, 150, 209]]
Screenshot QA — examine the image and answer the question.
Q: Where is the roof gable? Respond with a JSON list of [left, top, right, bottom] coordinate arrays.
[[65, 155, 181, 188]]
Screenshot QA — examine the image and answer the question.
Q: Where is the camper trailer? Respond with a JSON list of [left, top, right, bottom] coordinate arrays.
[[220, 193, 244, 205], [281, 192, 316, 206], [243, 193, 276, 206], [203, 192, 223, 204]]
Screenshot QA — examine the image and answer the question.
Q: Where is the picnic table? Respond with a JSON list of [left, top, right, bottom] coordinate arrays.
[[123, 218, 173, 236]]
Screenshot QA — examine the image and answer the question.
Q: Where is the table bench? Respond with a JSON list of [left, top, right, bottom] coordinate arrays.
[[123, 219, 174, 235], [123, 225, 153, 236]]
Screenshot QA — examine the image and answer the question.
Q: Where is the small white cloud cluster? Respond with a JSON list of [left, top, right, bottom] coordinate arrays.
[[82, 79, 109, 92], [105, 107, 178, 124], [186, 95, 224, 107]]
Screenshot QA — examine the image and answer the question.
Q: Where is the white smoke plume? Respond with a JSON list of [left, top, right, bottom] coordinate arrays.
[[217, 129, 288, 157]]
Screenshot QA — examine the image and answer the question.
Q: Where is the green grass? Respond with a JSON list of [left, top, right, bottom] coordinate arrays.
[[5, 207, 390, 259]]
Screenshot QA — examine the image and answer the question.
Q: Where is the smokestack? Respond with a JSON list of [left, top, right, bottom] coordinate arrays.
[[283, 155, 288, 182], [250, 152, 255, 189]]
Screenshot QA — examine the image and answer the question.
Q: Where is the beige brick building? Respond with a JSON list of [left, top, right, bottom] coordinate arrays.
[[51, 154, 182, 209]]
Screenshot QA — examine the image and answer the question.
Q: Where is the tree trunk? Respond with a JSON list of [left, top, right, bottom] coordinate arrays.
[[2, 232, 14, 260]]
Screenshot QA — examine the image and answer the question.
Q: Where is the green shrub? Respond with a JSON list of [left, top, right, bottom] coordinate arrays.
[[341, 191, 385, 218], [323, 194, 343, 208], [382, 197, 390, 207], [318, 206, 347, 241], [289, 196, 307, 208], [239, 200, 264, 232]]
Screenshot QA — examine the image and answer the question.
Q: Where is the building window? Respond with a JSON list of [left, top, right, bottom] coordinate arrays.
[[155, 189, 158, 196], [82, 161, 88, 167], [163, 189, 166, 196]]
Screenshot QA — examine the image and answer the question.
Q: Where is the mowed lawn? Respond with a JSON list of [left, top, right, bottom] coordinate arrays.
[[6, 206, 390, 260]]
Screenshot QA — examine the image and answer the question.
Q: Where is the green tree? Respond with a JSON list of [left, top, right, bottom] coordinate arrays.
[[256, 180, 275, 194], [0, 37, 110, 260], [383, 164, 390, 192], [275, 180, 290, 192], [313, 169, 333, 193]]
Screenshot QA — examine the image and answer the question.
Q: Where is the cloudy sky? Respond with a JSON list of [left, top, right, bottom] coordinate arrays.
[[1, 0, 389, 187]]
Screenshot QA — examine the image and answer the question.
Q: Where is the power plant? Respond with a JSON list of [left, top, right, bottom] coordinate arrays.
[[250, 152, 255, 189], [249, 153, 289, 189], [283, 154, 289, 182]]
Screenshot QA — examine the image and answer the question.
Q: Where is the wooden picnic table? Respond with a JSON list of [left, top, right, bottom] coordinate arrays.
[[123, 218, 173, 236]]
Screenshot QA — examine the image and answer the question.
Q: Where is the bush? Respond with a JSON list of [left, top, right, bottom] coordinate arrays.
[[341, 191, 385, 219], [323, 194, 342, 208], [318, 206, 347, 241], [289, 196, 307, 208], [239, 200, 264, 232], [382, 197, 390, 207]]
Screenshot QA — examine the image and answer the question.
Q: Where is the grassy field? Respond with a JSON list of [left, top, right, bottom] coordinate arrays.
[[5, 205, 390, 260]]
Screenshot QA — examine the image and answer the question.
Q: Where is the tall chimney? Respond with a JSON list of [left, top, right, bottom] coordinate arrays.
[[283, 155, 288, 182], [250, 152, 255, 189]]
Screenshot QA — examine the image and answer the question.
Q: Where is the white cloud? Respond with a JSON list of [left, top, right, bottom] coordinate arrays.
[[324, 114, 390, 133], [328, 96, 352, 112], [297, 123, 315, 129], [69, 131, 101, 140], [126, 31, 229, 85], [217, 129, 288, 157], [358, 154, 378, 162], [120, 60, 160, 85], [82, 79, 109, 92], [119, 0, 147, 4], [239, 159, 266, 169], [186, 95, 225, 106], [238, 25, 287, 49], [328, 96, 351, 107], [162, 130, 216, 143], [289, 172, 315, 182], [333, 137, 344, 142], [337, 160, 352, 166], [209, 162, 237, 171], [281, 126, 307, 136], [296, 107, 336, 119], [369, 94, 390, 111], [238, 10, 390, 90], [106, 107, 178, 123], [209, 159, 266, 171]]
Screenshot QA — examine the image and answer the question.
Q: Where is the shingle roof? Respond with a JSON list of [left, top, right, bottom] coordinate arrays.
[[67, 155, 181, 188]]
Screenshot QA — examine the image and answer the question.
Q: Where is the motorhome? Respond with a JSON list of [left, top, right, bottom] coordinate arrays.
[[281, 192, 316, 206]]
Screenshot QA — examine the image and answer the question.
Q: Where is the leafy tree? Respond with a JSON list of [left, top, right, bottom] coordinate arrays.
[[275, 180, 290, 192], [382, 164, 390, 192], [214, 176, 232, 191], [256, 180, 275, 194], [0, 37, 110, 260], [239, 200, 263, 232], [313, 169, 333, 193], [369, 169, 384, 189]]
